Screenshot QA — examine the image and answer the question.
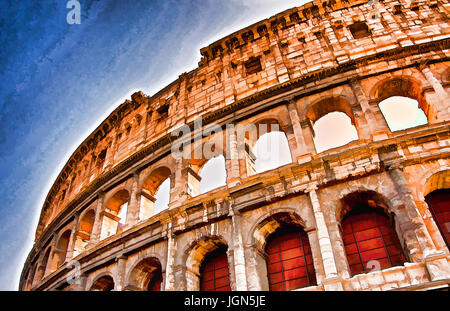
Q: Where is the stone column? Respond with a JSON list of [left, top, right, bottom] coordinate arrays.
[[115, 255, 128, 291], [169, 158, 189, 209], [349, 77, 390, 135], [299, 119, 316, 158], [420, 65, 450, 120], [226, 127, 241, 187], [126, 172, 141, 226], [164, 225, 177, 291], [286, 101, 309, 160], [306, 186, 342, 290], [387, 166, 437, 260], [89, 193, 105, 246], [229, 205, 248, 291]]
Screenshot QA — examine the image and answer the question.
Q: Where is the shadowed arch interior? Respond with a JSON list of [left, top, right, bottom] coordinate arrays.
[[127, 257, 162, 291], [141, 167, 172, 219], [74, 209, 96, 256], [100, 190, 130, 240], [90, 275, 114, 291], [53, 230, 72, 268]]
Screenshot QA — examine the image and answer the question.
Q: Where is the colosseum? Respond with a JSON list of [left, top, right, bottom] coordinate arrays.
[[20, 0, 450, 291]]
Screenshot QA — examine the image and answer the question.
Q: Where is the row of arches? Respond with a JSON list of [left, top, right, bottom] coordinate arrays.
[[45, 74, 442, 231], [26, 171, 449, 291], [28, 73, 448, 289], [84, 181, 448, 291]]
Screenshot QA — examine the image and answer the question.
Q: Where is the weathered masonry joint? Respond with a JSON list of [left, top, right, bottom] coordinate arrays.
[[21, 0, 450, 291]]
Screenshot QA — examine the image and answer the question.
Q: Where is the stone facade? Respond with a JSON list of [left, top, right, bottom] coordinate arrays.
[[20, 0, 450, 291]]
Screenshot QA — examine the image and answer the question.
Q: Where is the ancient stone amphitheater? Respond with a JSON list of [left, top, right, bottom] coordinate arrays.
[[20, 0, 450, 291]]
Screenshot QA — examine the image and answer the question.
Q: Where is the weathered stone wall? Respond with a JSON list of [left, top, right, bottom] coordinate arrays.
[[20, 0, 450, 291]]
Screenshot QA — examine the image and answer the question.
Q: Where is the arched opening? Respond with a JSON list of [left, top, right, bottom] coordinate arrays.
[[307, 97, 359, 153], [340, 191, 407, 277], [244, 119, 293, 175], [36, 247, 51, 280], [25, 263, 37, 290], [252, 212, 315, 291], [424, 170, 450, 250], [127, 257, 162, 291], [254, 132, 292, 173], [141, 167, 172, 219], [74, 209, 95, 256], [378, 96, 428, 131], [188, 148, 227, 197], [185, 236, 230, 290], [100, 190, 130, 240], [265, 226, 316, 291], [372, 78, 432, 130], [90, 275, 115, 291], [312, 112, 359, 153], [425, 189, 450, 250], [199, 155, 227, 194], [200, 245, 231, 291], [53, 230, 72, 268]]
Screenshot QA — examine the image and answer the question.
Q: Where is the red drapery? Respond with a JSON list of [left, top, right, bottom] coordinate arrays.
[[342, 210, 406, 277], [266, 228, 316, 291]]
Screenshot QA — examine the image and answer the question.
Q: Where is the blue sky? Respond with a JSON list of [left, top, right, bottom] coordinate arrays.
[[0, 0, 308, 291]]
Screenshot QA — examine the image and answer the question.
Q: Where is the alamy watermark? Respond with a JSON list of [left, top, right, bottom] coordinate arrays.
[[66, 0, 81, 25]]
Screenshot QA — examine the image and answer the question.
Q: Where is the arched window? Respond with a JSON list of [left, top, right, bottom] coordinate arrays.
[[254, 132, 292, 173], [341, 206, 406, 277], [53, 230, 72, 268], [127, 257, 162, 291], [378, 96, 427, 131], [243, 119, 293, 176], [36, 247, 51, 280], [74, 209, 95, 256], [425, 189, 450, 250], [199, 155, 227, 194], [200, 246, 231, 291], [188, 154, 227, 197], [307, 97, 359, 153], [90, 275, 115, 291], [312, 111, 359, 153], [100, 190, 130, 240], [141, 167, 171, 219], [265, 226, 316, 291]]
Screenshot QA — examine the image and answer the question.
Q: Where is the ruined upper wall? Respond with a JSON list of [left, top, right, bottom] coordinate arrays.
[[36, 0, 450, 240]]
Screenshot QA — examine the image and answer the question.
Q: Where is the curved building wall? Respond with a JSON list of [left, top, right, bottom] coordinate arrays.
[[21, 0, 450, 291]]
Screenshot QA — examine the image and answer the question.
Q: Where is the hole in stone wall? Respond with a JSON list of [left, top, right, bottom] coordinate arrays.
[[312, 111, 359, 153], [253, 131, 292, 173], [244, 57, 262, 75], [199, 155, 227, 194], [349, 21, 371, 39], [378, 96, 427, 131]]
